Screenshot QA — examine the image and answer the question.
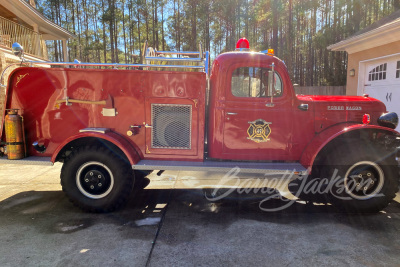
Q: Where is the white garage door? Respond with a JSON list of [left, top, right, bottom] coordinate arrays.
[[363, 56, 400, 131]]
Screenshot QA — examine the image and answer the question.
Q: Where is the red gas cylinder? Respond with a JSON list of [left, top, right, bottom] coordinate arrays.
[[4, 109, 25, 159]]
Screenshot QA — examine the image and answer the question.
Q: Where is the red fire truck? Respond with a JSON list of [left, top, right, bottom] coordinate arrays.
[[1, 39, 399, 212]]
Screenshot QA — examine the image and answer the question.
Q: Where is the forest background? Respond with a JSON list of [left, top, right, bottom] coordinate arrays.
[[34, 0, 400, 86]]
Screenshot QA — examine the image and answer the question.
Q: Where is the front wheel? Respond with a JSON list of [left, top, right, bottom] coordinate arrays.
[[61, 146, 134, 212], [322, 147, 398, 213]]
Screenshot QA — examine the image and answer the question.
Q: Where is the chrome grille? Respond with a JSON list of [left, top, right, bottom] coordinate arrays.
[[151, 104, 192, 149]]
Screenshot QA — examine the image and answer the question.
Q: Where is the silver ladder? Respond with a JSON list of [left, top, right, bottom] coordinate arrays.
[[142, 41, 209, 75], [0, 42, 210, 88]]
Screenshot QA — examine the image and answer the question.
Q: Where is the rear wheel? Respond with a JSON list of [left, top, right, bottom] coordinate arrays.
[[322, 145, 398, 213], [61, 146, 134, 212]]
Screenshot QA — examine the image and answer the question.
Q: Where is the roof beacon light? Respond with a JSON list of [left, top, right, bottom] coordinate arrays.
[[267, 49, 274, 55], [236, 38, 250, 51], [362, 114, 371, 125]]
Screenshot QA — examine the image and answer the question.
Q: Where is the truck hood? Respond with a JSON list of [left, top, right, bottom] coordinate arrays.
[[296, 95, 387, 133]]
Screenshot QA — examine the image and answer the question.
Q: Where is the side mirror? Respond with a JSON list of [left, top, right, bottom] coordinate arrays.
[[12, 43, 24, 58], [268, 70, 274, 97], [266, 65, 275, 107]]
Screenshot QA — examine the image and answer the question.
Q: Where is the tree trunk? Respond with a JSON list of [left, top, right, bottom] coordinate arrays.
[[161, 2, 165, 51], [122, 0, 127, 63], [394, 0, 400, 10], [272, 0, 279, 50], [101, 0, 107, 63], [191, 0, 197, 50]]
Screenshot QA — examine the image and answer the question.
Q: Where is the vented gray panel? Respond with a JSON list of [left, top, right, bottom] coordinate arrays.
[[151, 104, 192, 149]]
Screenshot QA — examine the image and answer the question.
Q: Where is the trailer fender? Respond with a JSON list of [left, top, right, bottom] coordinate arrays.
[[51, 131, 141, 166], [300, 123, 400, 171]]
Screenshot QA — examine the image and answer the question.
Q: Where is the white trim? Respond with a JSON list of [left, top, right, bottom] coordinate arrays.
[[357, 60, 365, 96], [359, 52, 400, 63], [328, 19, 400, 53]]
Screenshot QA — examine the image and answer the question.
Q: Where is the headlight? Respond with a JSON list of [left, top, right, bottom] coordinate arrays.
[[378, 112, 399, 129]]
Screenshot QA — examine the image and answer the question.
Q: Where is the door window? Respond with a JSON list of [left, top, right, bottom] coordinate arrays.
[[396, 61, 400, 79], [231, 67, 282, 98]]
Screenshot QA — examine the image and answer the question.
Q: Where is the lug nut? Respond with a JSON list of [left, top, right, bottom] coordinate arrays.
[[90, 172, 93, 176], [90, 185, 94, 189], [364, 187, 368, 191], [98, 183, 102, 187], [367, 173, 372, 176], [371, 181, 374, 185], [85, 178, 89, 183], [98, 175, 101, 178]]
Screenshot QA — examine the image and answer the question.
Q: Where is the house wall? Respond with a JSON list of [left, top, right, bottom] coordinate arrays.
[[347, 40, 400, 95]]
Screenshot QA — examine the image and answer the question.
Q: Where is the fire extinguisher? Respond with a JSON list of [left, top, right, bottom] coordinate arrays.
[[4, 109, 26, 160]]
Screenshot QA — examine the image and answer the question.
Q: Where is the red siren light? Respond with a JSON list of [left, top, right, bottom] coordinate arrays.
[[236, 38, 250, 50]]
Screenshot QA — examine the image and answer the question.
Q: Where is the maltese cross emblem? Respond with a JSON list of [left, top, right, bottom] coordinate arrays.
[[247, 119, 272, 143]]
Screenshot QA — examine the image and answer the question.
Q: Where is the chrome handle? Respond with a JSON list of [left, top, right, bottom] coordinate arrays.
[[298, 104, 309, 111], [265, 103, 275, 107], [227, 112, 238, 115], [145, 124, 153, 128]]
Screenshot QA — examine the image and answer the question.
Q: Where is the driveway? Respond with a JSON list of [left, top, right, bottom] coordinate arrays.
[[0, 163, 400, 266]]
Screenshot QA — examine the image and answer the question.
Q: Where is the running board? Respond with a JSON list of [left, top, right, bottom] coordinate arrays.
[[132, 160, 308, 175], [0, 156, 53, 166]]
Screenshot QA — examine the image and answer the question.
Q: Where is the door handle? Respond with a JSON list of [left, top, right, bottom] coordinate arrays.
[[144, 124, 153, 128], [227, 112, 238, 115], [298, 104, 309, 111]]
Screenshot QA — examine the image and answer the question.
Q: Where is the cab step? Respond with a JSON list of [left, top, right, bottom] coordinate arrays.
[[0, 156, 53, 166], [132, 160, 308, 175]]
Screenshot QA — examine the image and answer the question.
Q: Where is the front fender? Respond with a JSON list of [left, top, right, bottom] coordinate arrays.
[[300, 123, 400, 170], [51, 131, 141, 166]]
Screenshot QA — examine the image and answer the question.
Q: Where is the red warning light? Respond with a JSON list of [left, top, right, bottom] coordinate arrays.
[[236, 38, 250, 49], [362, 114, 371, 125]]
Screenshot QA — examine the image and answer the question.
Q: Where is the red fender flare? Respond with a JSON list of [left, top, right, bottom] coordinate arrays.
[[51, 131, 141, 166], [300, 123, 399, 171]]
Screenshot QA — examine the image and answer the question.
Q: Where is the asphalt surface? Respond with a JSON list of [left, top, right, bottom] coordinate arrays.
[[1, 163, 400, 267]]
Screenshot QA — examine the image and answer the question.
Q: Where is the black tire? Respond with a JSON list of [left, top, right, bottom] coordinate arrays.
[[321, 145, 398, 213], [61, 146, 134, 212]]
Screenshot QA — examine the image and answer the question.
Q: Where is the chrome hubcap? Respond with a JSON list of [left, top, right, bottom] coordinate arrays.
[[76, 161, 114, 199], [344, 161, 384, 200]]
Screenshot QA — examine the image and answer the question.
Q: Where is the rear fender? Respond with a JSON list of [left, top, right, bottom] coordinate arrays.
[[51, 131, 141, 166], [300, 123, 400, 171]]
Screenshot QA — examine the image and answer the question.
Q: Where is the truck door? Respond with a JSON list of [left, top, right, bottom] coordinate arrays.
[[221, 65, 293, 161]]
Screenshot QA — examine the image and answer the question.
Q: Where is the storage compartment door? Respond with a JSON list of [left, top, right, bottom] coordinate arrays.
[[145, 98, 199, 155]]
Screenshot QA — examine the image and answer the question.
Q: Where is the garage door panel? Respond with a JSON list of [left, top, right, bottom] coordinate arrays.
[[365, 60, 400, 86], [363, 56, 400, 131]]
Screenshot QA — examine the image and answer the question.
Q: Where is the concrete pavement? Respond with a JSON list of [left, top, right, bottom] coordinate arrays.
[[1, 163, 400, 266]]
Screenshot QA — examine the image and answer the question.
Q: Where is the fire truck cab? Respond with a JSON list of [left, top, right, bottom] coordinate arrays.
[[1, 40, 399, 213]]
